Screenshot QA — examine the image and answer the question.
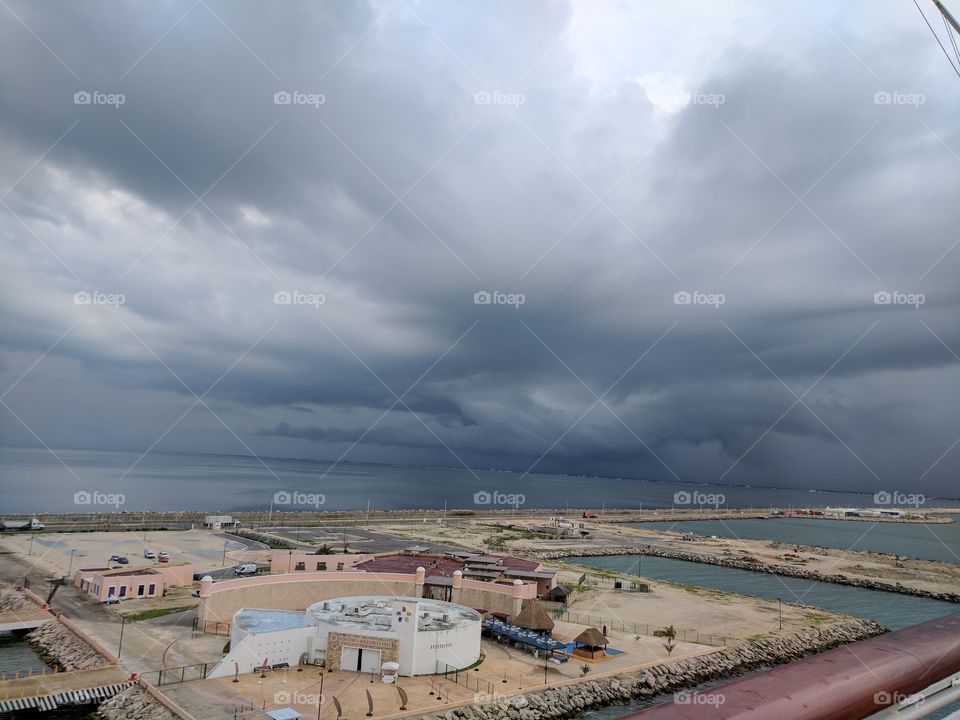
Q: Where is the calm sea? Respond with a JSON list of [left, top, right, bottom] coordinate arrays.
[[1, 447, 956, 514], [632, 517, 960, 565]]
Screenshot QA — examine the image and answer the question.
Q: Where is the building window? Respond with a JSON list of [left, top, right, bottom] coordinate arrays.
[[119, 586, 127, 597], [137, 584, 145, 597], [336, 562, 344, 571], [148, 583, 156, 596], [295, 562, 305, 571], [316, 562, 327, 571], [107, 585, 115, 598]]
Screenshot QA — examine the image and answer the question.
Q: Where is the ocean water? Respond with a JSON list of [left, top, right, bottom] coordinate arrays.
[[631, 517, 960, 565], [2, 447, 956, 514]]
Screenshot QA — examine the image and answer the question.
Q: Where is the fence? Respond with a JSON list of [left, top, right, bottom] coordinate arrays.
[[141, 662, 213, 687], [437, 661, 496, 698], [194, 618, 231, 636], [550, 609, 732, 647]]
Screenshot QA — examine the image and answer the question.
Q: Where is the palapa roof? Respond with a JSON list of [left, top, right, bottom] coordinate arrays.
[[574, 627, 607, 648], [512, 600, 555, 631]]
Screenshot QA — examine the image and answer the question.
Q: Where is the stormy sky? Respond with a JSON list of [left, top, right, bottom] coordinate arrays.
[[1, 0, 959, 497]]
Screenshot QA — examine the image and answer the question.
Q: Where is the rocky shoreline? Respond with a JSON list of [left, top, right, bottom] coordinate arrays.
[[411, 619, 885, 720], [26, 620, 112, 672], [97, 684, 176, 720], [543, 546, 960, 603]]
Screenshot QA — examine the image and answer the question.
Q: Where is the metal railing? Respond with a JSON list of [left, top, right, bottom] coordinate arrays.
[[194, 619, 231, 636], [550, 609, 733, 647], [141, 662, 212, 687], [437, 661, 496, 698]]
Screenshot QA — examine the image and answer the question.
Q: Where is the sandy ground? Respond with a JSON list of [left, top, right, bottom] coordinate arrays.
[[0, 530, 253, 577]]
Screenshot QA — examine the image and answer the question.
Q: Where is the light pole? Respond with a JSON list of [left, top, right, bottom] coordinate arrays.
[[67, 549, 77, 577], [118, 617, 126, 659], [28, 535, 34, 556], [222, 541, 228, 567], [316, 670, 324, 720]]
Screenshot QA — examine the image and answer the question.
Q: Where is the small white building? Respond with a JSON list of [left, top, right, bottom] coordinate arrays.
[[210, 595, 481, 679], [203, 515, 238, 529]]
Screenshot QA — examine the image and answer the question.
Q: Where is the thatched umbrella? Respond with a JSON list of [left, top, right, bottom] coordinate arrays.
[[511, 600, 555, 633], [573, 627, 607, 659]]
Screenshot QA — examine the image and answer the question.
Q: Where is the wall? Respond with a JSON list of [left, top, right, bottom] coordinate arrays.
[[209, 625, 315, 678], [269, 552, 373, 574], [410, 621, 482, 675], [155, 563, 194, 587]]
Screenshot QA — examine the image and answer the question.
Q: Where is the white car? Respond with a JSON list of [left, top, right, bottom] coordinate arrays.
[[104, 595, 120, 604], [158, 551, 170, 561], [234, 563, 257, 576], [144, 549, 157, 559]]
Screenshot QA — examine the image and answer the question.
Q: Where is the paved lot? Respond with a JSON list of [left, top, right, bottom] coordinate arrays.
[[262, 525, 468, 555]]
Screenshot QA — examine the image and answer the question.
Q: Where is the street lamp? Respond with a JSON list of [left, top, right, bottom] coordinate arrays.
[[118, 617, 126, 659], [316, 670, 324, 720], [67, 549, 78, 576], [222, 540, 228, 567]]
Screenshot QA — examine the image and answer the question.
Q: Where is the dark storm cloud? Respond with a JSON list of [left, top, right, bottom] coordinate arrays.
[[1, 0, 959, 497]]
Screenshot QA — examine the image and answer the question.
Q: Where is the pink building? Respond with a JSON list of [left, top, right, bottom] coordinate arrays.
[[74, 563, 194, 602]]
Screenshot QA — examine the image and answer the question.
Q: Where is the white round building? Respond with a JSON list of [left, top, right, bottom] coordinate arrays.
[[216, 595, 481, 679]]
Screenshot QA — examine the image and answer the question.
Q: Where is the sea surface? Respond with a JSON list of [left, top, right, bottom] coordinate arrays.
[[2, 447, 957, 513], [632, 517, 960, 565]]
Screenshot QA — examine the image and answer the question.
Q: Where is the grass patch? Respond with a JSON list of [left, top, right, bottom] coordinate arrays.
[[121, 605, 197, 622]]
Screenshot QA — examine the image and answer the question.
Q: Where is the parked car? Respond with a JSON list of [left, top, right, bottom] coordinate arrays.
[[157, 551, 170, 562], [234, 563, 257, 576], [109, 555, 129, 564], [191, 590, 200, 597], [104, 595, 120, 604], [143, 549, 156, 559]]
